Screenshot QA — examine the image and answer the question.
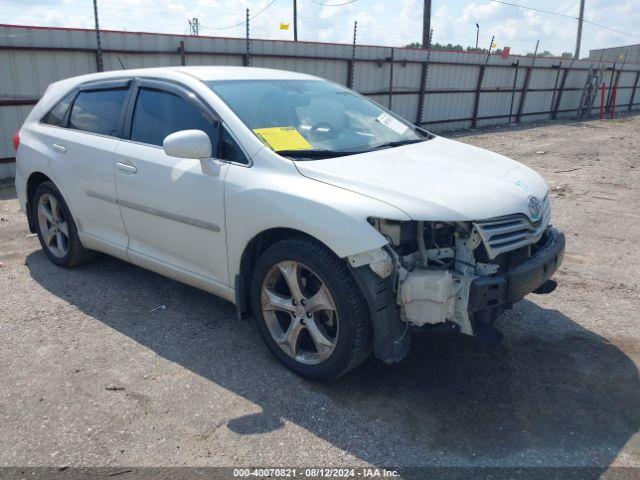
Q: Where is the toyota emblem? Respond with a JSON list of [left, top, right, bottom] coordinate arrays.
[[528, 195, 541, 220]]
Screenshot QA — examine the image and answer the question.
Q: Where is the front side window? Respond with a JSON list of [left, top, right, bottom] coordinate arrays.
[[69, 88, 129, 136], [219, 127, 248, 164], [42, 92, 76, 127], [207, 79, 430, 159], [130, 88, 218, 148]]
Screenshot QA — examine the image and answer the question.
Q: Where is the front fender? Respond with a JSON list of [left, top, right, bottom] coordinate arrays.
[[224, 158, 409, 283]]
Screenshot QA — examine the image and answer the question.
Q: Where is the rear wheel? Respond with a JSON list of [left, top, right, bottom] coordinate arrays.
[[33, 181, 95, 268], [251, 237, 371, 379]]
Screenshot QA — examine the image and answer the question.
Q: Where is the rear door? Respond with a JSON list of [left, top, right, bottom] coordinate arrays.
[[38, 80, 132, 258], [113, 79, 230, 287]]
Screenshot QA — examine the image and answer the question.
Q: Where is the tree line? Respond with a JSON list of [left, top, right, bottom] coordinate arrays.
[[404, 41, 573, 58]]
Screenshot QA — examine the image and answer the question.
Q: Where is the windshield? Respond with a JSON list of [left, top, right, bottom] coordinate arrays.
[[206, 79, 429, 159]]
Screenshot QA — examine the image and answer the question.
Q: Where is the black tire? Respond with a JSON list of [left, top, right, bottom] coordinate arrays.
[[32, 181, 96, 268], [251, 236, 372, 380]]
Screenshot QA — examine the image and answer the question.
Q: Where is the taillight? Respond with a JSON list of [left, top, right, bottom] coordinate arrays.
[[12, 131, 20, 151]]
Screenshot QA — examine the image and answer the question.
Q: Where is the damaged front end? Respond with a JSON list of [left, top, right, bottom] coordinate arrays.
[[350, 206, 565, 364]]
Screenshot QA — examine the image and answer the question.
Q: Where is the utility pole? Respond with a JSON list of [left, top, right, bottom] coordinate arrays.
[[574, 0, 585, 59], [421, 0, 431, 48], [347, 21, 357, 88], [293, 0, 298, 41], [92, 0, 103, 72], [475, 23, 479, 50], [244, 8, 250, 67]]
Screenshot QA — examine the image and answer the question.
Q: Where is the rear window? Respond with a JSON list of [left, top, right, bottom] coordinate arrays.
[[69, 88, 129, 136], [41, 92, 75, 127], [130, 88, 218, 147]]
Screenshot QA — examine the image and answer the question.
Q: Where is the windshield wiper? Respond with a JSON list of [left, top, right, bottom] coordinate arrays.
[[370, 138, 428, 151], [276, 137, 430, 159], [276, 149, 362, 160]]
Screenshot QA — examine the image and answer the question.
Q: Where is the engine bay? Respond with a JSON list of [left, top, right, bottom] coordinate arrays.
[[367, 219, 482, 334]]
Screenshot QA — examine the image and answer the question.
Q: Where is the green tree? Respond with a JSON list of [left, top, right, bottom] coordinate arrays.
[[404, 41, 464, 51], [405, 41, 561, 58]]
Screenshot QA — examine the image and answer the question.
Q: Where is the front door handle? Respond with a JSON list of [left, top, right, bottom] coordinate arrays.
[[116, 162, 137, 174], [52, 143, 67, 153]]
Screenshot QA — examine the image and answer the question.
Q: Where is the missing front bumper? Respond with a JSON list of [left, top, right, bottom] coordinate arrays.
[[468, 227, 565, 314], [398, 227, 565, 337], [352, 227, 565, 363]]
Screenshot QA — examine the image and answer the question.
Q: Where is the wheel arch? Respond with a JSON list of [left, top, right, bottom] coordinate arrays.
[[25, 171, 53, 233], [235, 227, 344, 318], [235, 226, 412, 366], [26, 172, 79, 236]]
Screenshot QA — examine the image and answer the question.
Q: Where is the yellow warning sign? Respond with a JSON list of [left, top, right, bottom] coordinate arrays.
[[253, 127, 313, 151], [280, 23, 290, 30]]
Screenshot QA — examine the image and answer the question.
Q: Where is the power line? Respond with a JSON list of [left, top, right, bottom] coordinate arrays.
[[5, 0, 640, 40], [489, 0, 576, 20], [489, 0, 640, 40], [199, 0, 278, 31], [309, 0, 357, 6], [581, 19, 640, 40]]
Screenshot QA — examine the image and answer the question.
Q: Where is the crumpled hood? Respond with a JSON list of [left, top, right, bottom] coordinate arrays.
[[294, 135, 549, 221]]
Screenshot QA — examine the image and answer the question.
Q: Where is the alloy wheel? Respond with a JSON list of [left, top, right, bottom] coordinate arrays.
[[260, 260, 339, 365], [37, 193, 70, 258]]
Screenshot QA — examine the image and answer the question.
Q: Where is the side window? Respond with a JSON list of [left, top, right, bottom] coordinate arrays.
[[42, 92, 76, 127], [219, 127, 248, 164], [130, 88, 218, 148], [69, 88, 129, 136]]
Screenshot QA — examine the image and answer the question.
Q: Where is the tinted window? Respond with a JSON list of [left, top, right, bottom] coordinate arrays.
[[42, 92, 75, 127], [130, 88, 218, 148], [69, 88, 128, 136], [219, 128, 248, 164]]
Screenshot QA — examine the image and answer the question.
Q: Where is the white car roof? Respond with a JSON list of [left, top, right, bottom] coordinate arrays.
[[172, 66, 319, 81], [53, 66, 319, 87]]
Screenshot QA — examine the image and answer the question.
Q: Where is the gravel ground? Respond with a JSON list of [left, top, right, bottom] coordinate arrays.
[[1, 115, 639, 472]]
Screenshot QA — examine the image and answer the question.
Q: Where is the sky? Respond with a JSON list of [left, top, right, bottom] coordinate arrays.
[[1, 0, 639, 58]]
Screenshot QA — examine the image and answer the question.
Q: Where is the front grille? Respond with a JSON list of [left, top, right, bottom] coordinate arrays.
[[473, 197, 550, 259]]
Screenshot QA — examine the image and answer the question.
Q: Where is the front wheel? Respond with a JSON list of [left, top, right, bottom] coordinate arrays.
[[251, 237, 372, 380]]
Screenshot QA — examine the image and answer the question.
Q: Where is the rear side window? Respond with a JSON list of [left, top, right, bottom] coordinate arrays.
[[69, 88, 129, 136], [42, 92, 75, 127], [130, 88, 218, 148]]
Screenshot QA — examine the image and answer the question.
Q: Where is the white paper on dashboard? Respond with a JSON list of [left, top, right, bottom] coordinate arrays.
[[376, 112, 408, 135]]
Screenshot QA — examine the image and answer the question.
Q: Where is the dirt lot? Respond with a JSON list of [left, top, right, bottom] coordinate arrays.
[[1, 115, 639, 473]]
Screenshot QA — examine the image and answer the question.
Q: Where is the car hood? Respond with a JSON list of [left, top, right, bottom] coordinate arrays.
[[294, 135, 549, 221]]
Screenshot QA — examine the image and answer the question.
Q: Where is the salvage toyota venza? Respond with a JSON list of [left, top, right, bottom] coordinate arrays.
[[14, 67, 565, 379]]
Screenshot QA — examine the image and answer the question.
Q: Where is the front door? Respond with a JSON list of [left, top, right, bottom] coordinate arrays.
[[114, 80, 229, 289]]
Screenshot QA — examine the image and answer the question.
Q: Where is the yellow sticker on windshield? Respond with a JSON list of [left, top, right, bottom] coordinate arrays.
[[253, 127, 313, 151]]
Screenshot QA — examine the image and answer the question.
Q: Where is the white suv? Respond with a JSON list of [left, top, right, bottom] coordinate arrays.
[[14, 67, 564, 379]]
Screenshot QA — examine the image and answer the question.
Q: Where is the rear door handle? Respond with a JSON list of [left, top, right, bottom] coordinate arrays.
[[116, 162, 137, 174], [52, 143, 67, 153]]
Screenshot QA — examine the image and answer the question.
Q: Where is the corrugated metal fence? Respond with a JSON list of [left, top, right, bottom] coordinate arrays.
[[2, 24, 640, 180]]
